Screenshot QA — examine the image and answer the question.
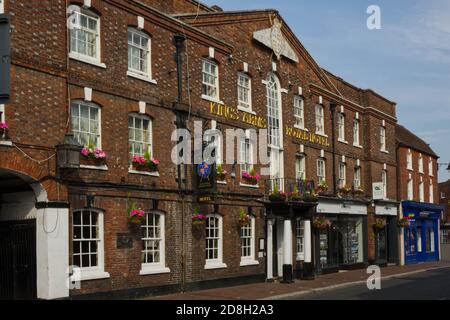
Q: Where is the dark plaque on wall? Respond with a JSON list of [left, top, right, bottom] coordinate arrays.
[[0, 14, 11, 104], [117, 233, 133, 249]]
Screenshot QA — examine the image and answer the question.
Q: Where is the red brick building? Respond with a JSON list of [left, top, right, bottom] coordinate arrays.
[[396, 125, 444, 264], [0, 0, 401, 299], [439, 180, 450, 225]]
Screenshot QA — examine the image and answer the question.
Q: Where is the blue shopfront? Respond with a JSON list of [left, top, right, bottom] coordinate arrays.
[[403, 201, 445, 264]]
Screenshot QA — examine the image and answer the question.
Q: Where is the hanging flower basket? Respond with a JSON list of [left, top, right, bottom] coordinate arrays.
[[129, 208, 146, 226], [242, 168, 261, 186], [0, 122, 8, 137], [373, 218, 387, 230], [317, 182, 328, 195], [313, 216, 332, 230], [303, 192, 319, 203], [268, 185, 287, 202], [238, 209, 250, 227], [192, 207, 206, 226], [132, 151, 159, 173], [398, 218, 411, 228]]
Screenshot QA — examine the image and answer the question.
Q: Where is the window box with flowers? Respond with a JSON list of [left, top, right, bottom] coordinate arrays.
[[288, 185, 303, 202], [241, 168, 261, 186], [268, 185, 287, 202], [313, 215, 332, 230], [353, 188, 365, 199], [337, 185, 352, 198], [373, 218, 387, 230], [131, 151, 159, 173], [0, 122, 8, 138], [80, 142, 107, 167], [317, 181, 328, 195], [216, 164, 228, 183]]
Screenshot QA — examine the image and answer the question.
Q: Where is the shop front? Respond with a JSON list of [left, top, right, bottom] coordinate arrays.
[[374, 200, 400, 266], [315, 198, 368, 274], [403, 201, 444, 264]]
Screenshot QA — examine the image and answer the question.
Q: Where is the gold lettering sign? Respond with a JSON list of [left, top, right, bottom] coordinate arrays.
[[285, 126, 330, 147], [209, 102, 267, 129]]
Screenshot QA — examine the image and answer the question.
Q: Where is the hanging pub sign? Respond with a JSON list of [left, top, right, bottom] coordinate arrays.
[[193, 140, 217, 202], [0, 14, 11, 104]]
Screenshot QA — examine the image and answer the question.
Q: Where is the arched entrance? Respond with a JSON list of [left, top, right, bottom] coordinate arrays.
[[0, 169, 44, 299]]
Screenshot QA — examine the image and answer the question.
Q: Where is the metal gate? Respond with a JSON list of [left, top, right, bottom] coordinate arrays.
[[0, 220, 37, 300]]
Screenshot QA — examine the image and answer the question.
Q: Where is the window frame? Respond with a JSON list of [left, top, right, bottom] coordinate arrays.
[[315, 104, 325, 135], [354, 166, 361, 189], [296, 155, 306, 181], [317, 159, 326, 184], [429, 158, 434, 177], [429, 180, 434, 203], [237, 72, 252, 112], [338, 162, 346, 188], [338, 112, 346, 142], [293, 96, 305, 129], [72, 209, 109, 281], [240, 216, 258, 266], [240, 137, 253, 174], [69, 6, 102, 65], [380, 126, 387, 152], [407, 149, 413, 171], [418, 153, 424, 173], [382, 170, 387, 199], [128, 113, 153, 160], [205, 214, 227, 270], [71, 100, 102, 149], [127, 27, 152, 80], [419, 181, 425, 202], [407, 178, 414, 200], [202, 59, 220, 102], [353, 119, 360, 146], [140, 211, 170, 275], [296, 219, 305, 261]]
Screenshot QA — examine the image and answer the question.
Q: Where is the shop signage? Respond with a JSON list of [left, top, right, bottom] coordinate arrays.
[[209, 102, 267, 129], [372, 183, 384, 200], [285, 126, 330, 147]]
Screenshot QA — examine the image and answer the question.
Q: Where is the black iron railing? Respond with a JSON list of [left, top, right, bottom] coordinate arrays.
[[264, 178, 316, 201]]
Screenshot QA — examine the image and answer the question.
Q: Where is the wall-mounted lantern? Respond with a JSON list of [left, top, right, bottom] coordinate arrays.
[[56, 133, 83, 169]]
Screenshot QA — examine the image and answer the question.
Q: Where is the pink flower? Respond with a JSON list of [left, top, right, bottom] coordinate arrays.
[[0, 122, 8, 129], [81, 148, 89, 157], [94, 148, 107, 159], [151, 159, 160, 166], [197, 214, 205, 220]]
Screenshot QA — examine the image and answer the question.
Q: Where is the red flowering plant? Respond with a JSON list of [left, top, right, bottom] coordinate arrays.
[[313, 215, 332, 230], [80, 141, 107, 164], [132, 151, 160, 173], [127, 201, 146, 226], [288, 185, 303, 202], [192, 207, 206, 226], [242, 168, 261, 186], [337, 185, 352, 198], [269, 184, 287, 202], [0, 122, 8, 136]]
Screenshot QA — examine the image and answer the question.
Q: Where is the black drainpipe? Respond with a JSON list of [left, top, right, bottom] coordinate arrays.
[[174, 34, 186, 103], [330, 102, 337, 196]]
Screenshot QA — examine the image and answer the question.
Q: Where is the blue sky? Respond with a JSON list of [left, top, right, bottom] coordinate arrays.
[[202, 0, 450, 182]]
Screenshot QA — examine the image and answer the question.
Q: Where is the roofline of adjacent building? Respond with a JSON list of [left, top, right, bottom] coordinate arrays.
[[396, 141, 439, 159]]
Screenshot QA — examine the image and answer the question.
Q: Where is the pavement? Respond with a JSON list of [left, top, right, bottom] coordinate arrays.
[[148, 261, 450, 300]]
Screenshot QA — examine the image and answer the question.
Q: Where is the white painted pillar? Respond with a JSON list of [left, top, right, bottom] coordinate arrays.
[[304, 220, 312, 263], [283, 219, 293, 266], [36, 207, 69, 299], [267, 219, 274, 281], [399, 205, 405, 266], [438, 219, 441, 261]]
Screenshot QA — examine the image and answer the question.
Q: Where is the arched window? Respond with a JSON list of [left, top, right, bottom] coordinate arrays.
[[240, 215, 258, 266], [141, 211, 170, 275], [266, 73, 281, 148], [128, 27, 151, 79], [68, 5, 101, 63], [71, 100, 101, 148], [72, 208, 108, 280], [205, 214, 226, 269], [128, 113, 152, 161]]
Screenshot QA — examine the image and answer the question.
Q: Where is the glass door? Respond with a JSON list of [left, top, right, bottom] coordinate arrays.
[[376, 228, 387, 262], [405, 226, 418, 264]]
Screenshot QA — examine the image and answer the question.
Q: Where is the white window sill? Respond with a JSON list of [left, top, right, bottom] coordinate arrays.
[[315, 132, 328, 138], [80, 164, 109, 171], [407, 168, 414, 172], [240, 183, 260, 189], [294, 125, 308, 131], [78, 270, 110, 282], [140, 266, 171, 276], [217, 180, 227, 185], [0, 140, 12, 147], [69, 53, 106, 69], [127, 71, 157, 85], [381, 149, 390, 154], [238, 106, 256, 115], [353, 144, 363, 149], [129, 169, 160, 177], [338, 139, 348, 145], [296, 254, 305, 262], [240, 260, 260, 267], [204, 262, 227, 270], [202, 95, 224, 105], [419, 171, 424, 175]]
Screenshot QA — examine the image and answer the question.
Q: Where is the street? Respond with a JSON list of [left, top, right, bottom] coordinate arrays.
[[288, 267, 450, 300]]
